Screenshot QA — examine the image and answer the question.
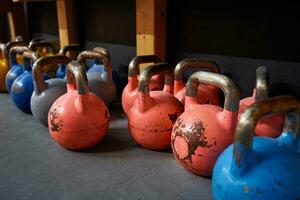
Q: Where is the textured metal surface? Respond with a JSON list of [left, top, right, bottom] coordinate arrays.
[[0, 93, 212, 199], [77, 50, 112, 82], [9, 46, 29, 68], [235, 95, 299, 154], [255, 66, 269, 101], [138, 63, 173, 93], [66, 61, 89, 95], [23, 51, 40, 70], [128, 55, 161, 77], [93, 47, 111, 61], [174, 58, 220, 81], [59, 44, 81, 57], [32, 55, 71, 95], [186, 71, 240, 112], [28, 41, 56, 53]]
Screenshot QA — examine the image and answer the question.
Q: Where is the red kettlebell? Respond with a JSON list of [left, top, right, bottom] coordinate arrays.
[[174, 58, 221, 105], [171, 71, 240, 176], [128, 63, 184, 150], [239, 66, 284, 137], [122, 55, 164, 115], [48, 61, 110, 150]]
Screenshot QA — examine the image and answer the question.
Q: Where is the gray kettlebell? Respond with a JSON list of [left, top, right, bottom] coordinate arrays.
[[31, 55, 71, 126], [77, 49, 117, 106]]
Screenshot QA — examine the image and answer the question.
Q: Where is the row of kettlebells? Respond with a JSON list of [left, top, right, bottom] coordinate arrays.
[[121, 57, 284, 172], [1, 38, 299, 200], [120, 56, 299, 200], [0, 39, 117, 123]]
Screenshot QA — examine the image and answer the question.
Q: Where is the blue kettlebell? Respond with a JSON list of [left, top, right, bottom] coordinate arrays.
[[5, 45, 29, 93], [11, 51, 49, 114], [56, 44, 81, 78], [212, 95, 300, 200], [92, 47, 122, 95]]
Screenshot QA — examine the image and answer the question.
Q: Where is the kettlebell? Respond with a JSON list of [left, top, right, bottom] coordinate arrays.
[[239, 66, 284, 137], [56, 44, 81, 78], [128, 63, 183, 150], [5, 46, 29, 93], [0, 41, 27, 92], [122, 55, 164, 115], [213, 95, 300, 200], [48, 61, 110, 150], [31, 55, 71, 126], [77, 50, 117, 106], [174, 58, 221, 105], [171, 71, 240, 176], [29, 38, 45, 47], [11, 51, 40, 113], [89, 47, 123, 95], [29, 41, 57, 77]]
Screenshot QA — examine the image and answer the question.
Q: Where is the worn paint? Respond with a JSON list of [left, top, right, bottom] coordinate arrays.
[[49, 106, 63, 133], [171, 118, 217, 165]]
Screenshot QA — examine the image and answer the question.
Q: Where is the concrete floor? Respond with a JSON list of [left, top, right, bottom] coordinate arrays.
[[0, 93, 213, 200]]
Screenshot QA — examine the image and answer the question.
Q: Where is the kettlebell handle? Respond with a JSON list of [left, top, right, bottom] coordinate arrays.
[[59, 44, 81, 56], [32, 55, 71, 95], [233, 95, 300, 175], [138, 63, 173, 93], [77, 50, 112, 82], [255, 66, 269, 102], [6, 41, 27, 51], [29, 38, 45, 47], [186, 71, 240, 112], [93, 47, 111, 61], [174, 58, 220, 81], [15, 36, 23, 42], [28, 41, 56, 54], [2, 41, 27, 59], [66, 61, 89, 95], [128, 55, 161, 77], [9, 46, 29, 67], [23, 50, 40, 71]]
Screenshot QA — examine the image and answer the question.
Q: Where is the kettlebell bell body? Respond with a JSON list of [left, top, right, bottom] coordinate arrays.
[[11, 51, 46, 113], [174, 58, 221, 105], [2, 41, 27, 92], [171, 71, 240, 176], [128, 63, 183, 150], [31, 55, 71, 126], [77, 49, 117, 106], [239, 66, 284, 137], [5, 46, 29, 93], [48, 61, 109, 150], [122, 55, 164, 115], [213, 96, 300, 200]]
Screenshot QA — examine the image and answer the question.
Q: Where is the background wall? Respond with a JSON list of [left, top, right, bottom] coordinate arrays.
[[22, 0, 300, 98]]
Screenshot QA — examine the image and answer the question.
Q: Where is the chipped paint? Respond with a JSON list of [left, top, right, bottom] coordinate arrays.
[[49, 106, 63, 133]]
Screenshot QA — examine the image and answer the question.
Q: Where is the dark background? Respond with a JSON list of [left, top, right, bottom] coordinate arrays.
[[4, 0, 300, 98]]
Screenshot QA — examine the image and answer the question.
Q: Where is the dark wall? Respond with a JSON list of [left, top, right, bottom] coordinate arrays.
[[167, 0, 300, 63], [77, 0, 135, 46], [27, 2, 58, 37], [25, 0, 300, 98], [0, 14, 10, 42]]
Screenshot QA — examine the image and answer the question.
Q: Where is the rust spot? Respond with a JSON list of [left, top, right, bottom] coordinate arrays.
[[11, 84, 24, 93], [49, 106, 63, 133], [168, 113, 178, 123], [171, 119, 216, 166], [233, 146, 242, 167], [244, 186, 250, 193]]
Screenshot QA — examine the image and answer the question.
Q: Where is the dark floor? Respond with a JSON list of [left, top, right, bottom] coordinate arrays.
[[0, 93, 212, 200]]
